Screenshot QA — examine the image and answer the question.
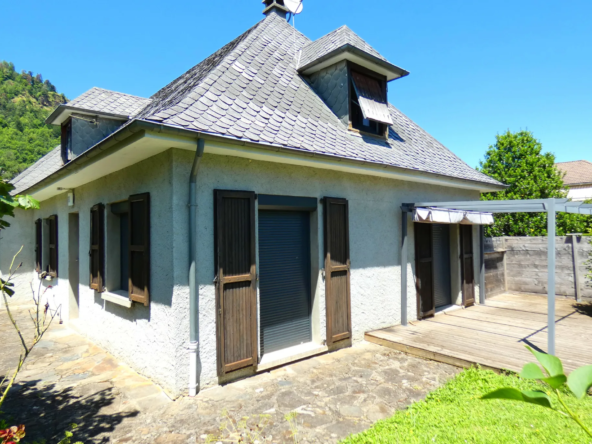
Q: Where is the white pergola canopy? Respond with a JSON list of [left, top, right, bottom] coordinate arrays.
[[400, 198, 592, 356], [413, 208, 494, 225]]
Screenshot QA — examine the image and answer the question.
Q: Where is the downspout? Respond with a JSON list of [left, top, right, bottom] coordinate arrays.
[[188, 138, 205, 397]]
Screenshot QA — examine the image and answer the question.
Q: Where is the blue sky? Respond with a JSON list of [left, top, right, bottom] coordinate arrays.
[[2, 0, 590, 168]]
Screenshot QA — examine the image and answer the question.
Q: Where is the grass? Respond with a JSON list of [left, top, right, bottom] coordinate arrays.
[[342, 367, 592, 444]]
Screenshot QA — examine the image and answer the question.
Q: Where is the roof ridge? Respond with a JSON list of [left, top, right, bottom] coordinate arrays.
[[557, 159, 592, 165]]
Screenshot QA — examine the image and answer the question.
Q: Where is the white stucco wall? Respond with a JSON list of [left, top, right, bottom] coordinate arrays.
[[170, 150, 481, 389], [0, 150, 189, 396], [1, 144, 485, 395], [0, 207, 35, 307], [567, 185, 592, 202]]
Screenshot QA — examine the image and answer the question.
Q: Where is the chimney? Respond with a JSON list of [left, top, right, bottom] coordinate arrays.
[[262, 0, 289, 19]]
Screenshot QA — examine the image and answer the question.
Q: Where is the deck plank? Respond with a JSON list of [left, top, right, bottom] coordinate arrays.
[[366, 293, 592, 373]]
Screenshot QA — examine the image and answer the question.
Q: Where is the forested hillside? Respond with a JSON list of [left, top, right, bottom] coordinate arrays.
[[0, 61, 67, 179]]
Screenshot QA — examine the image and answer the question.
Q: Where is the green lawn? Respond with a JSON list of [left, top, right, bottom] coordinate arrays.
[[342, 367, 592, 444]]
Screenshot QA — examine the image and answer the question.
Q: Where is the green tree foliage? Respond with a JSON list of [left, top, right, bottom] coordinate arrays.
[[479, 130, 592, 236], [0, 61, 67, 180], [0, 178, 39, 230]]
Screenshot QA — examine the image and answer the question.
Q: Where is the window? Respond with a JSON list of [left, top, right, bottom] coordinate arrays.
[[349, 69, 392, 137], [34, 216, 58, 277], [61, 118, 72, 164], [97, 193, 151, 306]]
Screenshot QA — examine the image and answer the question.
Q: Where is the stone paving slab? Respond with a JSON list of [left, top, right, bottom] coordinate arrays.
[[1, 307, 460, 443]]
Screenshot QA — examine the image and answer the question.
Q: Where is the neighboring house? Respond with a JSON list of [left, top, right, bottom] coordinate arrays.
[[556, 160, 592, 202], [0, 0, 504, 396]]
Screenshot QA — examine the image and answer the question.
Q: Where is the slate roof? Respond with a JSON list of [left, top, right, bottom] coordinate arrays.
[[298, 25, 389, 69], [11, 146, 62, 195], [556, 160, 592, 185], [138, 13, 501, 187], [66, 87, 151, 118], [13, 12, 502, 195]]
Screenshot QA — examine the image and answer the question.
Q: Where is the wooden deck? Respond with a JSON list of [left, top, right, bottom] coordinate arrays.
[[365, 293, 592, 373]]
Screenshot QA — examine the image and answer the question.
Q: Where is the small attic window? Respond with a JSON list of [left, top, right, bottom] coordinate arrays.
[[350, 69, 392, 137], [61, 118, 72, 164]]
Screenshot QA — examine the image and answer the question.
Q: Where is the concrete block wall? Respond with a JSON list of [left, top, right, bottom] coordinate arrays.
[[485, 236, 592, 300]]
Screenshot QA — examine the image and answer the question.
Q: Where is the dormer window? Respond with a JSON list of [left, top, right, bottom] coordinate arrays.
[[61, 118, 72, 164], [349, 69, 392, 137]]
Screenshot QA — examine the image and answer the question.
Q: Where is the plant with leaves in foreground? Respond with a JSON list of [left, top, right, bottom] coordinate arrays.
[[482, 346, 592, 438]]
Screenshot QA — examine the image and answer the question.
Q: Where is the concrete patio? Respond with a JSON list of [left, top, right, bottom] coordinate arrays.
[[0, 306, 459, 443]]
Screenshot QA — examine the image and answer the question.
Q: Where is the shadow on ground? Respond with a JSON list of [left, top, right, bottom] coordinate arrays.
[[573, 302, 592, 318], [1, 379, 139, 443]]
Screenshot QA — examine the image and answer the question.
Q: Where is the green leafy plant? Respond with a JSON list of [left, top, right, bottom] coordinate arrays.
[[55, 424, 83, 444], [478, 130, 592, 236], [482, 346, 592, 438], [0, 179, 39, 230]]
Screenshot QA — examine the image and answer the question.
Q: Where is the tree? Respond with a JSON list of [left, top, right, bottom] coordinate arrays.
[[478, 130, 591, 236], [0, 60, 67, 180]]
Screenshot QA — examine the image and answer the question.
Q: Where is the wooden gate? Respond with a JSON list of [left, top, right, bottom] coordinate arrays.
[[415, 223, 435, 319], [324, 197, 351, 346], [460, 225, 475, 307], [215, 190, 258, 375]]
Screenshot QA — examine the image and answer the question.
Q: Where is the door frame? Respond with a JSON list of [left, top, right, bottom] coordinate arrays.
[[414, 223, 435, 319], [460, 224, 476, 307], [68, 212, 80, 320]]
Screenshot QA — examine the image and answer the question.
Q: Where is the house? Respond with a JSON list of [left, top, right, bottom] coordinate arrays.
[[556, 160, 592, 202], [0, 0, 504, 396]]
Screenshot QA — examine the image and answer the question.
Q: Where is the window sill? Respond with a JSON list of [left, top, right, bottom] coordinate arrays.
[[347, 125, 388, 141], [101, 290, 133, 308]]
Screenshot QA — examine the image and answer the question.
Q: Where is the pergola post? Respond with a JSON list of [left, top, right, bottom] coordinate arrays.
[[401, 208, 409, 327], [547, 198, 556, 356], [479, 225, 486, 304]]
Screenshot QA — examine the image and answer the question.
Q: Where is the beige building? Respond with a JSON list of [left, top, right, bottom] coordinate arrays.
[[557, 160, 592, 202]]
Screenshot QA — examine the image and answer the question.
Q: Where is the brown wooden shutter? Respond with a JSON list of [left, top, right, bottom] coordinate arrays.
[[129, 193, 150, 306], [90, 204, 105, 292], [35, 219, 42, 272], [415, 223, 435, 319], [214, 190, 257, 376], [323, 197, 352, 346], [47, 215, 58, 277], [460, 225, 475, 307]]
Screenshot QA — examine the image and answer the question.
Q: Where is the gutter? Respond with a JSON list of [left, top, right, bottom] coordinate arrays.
[[188, 138, 205, 397]]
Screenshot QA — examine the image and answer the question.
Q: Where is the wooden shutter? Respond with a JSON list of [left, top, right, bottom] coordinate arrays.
[[323, 197, 352, 346], [128, 193, 150, 306], [90, 204, 105, 292], [415, 223, 435, 319], [214, 190, 257, 376], [35, 219, 42, 272], [47, 215, 58, 277], [460, 225, 475, 307]]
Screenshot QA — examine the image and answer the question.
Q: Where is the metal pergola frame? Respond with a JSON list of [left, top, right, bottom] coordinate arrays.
[[401, 198, 592, 355]]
